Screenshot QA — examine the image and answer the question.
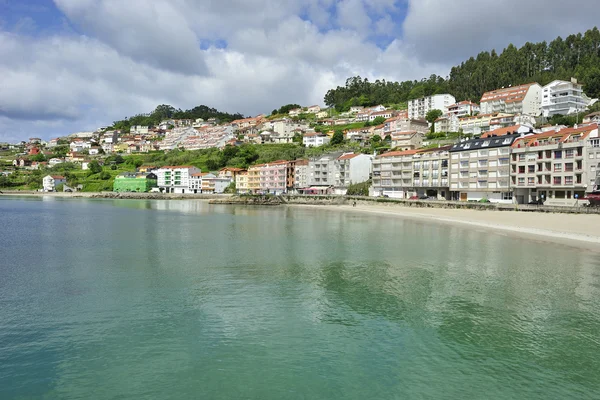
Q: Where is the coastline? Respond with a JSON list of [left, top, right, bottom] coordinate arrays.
[[288, 203, 600, 252], [3, 191, 599, 251]]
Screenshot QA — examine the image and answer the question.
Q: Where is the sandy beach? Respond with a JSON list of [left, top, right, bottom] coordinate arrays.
[[291, 203, 600, 252]]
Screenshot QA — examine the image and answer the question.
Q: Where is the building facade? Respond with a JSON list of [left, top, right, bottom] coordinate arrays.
[[372, 148, 450, 199], [480, 83, 542, 116], [333, 153, 373, 195], [156, 166, 201, 194], [510, 126, 599, 205], [541, 78, 597, 117], [391, 131, 423, 150], [408, 94, 456, 120], [449, 134, 519, 202], [303, 133, 330, 147], [294, 160, 309, 191], [447, 101, 480, 117]]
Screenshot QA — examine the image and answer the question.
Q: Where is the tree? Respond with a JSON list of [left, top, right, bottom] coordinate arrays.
[[346, 180, 371, 196], [88, 160, 102, 174], [330, 130, 344, 145], [292, 133, 303, 144], [371, 135, 382, 146], [372, 116, 386, 125], [277, 104, 301, 115], [426, 109, 444, 133]]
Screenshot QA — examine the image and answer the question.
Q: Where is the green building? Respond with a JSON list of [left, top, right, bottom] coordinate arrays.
[[113, 172, 158, 192]]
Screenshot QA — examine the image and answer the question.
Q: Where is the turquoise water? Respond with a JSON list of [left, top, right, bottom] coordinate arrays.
[[1, 197, 600, 399]]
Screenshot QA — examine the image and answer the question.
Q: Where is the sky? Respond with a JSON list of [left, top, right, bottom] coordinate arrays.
[[0, 0, 598, 141]]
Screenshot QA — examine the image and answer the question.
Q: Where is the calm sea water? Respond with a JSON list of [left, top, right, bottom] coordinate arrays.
[[1, 197, 600, 399]]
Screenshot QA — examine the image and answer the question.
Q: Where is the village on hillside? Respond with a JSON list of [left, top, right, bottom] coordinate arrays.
[[2, 78, 600, 207]]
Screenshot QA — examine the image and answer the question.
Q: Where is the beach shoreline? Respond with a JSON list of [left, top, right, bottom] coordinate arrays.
[[288, 203, 600, 252]]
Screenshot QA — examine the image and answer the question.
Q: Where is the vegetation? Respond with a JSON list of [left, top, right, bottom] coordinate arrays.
[[324, 27, 600, 110], [346, 180, 371, 196], [425, 109, 444, 133], [271, 104, 301, 116]]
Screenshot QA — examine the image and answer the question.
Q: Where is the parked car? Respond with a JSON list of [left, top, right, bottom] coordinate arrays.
[[409, 195, 419, 200], [418, 195, 428, 200]]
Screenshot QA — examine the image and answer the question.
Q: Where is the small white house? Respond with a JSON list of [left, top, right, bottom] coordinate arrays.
[[303, 132, 331, 147], [43, 175, 66, 192]]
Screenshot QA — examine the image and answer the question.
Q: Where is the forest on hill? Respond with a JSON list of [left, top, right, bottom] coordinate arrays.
[[324, 27, 600, 111], [109, 104, 245, 132]]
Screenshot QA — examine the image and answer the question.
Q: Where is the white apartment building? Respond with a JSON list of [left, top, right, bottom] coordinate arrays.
[[156, 165, 201, 194], [333, 153, 373, 195], [372, 148, 451, 199], [303, 132, 330, 147], [480, 83, 542, 116], [307, 152, 343, 190], [130, 125, 149, 134], [449, 134, 520, 202], [447, 101, 480, 117], [408, 94, 456, 120], [541, 78, 598, 117]]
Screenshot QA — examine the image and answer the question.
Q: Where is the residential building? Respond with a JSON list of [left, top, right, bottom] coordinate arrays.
[[480, 83, 542, 116], [247, 164, 263, 193], [458, 113, 515, 136], [89, 146, 101, 155], [510, 125, 599, 205], [42, 175, 66, 192], [289, 108, 302, 117], [541, 78, 597, 117], [391, 131, 423, 150], [447, 101, 480, 118], [480, 125, 534, 138], [201, 173, 232, 194], [130, 125, 149, 134], [349, 106, 364, 114], [307, 105, 321, 113], [408, 94, 456, 120], [294, 160, 309, 191], [372, 147, 451, 199], [434, 115, 459, 133], [156, 166, 201, 194], [235, 171, 250, 194], [113, 172, 157, 192], [369, 110, 394, 121], [583, 111, 600, 124], [307, 152, 343, 193], [449, 134, 520, 202], [259, 160, 290, 194], [333, 153, 373, 194], [48, 138, 60, 147], [48, 158, 64, 166], [218, 167, 245, 182], [303, 132, 330, 147]]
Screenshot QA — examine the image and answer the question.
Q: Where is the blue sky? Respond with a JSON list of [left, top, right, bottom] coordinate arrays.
[[0, 0, 598, 141]]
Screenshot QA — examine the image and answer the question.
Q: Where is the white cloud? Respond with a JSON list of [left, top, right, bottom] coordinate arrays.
[[0, 0, 598, 140]]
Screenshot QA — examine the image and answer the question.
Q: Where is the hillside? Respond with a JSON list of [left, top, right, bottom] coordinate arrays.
[[109, 104, 245, 132], [325, 27, 600, 111]]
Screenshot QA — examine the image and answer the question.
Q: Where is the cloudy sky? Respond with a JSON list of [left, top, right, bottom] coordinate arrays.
[[0, 0, 598, 141]]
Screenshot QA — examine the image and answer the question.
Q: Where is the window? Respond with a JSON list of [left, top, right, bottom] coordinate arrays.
[[553, 177, 562, 185], [519, 166, 525, 174], [518, 154, 525, 161], [554, 163, 562, 172], [528, 177, 535, 186], [554, 150, 562, 159], [518, 177, 525, 186], [528, 165, 535, 173], [565, 176, 573, 185], [565, 163, 573, 172], [565, 149, 574, 158], [502, 192, 513, 200]]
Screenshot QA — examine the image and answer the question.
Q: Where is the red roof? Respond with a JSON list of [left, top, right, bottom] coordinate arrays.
[[481, 125, 522, 138], [378, 149, 419, 158], [338, 153, 359, 160], [481, 83, 537, 103]]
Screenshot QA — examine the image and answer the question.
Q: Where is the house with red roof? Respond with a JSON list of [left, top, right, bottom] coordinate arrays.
[[480, 83, 542, 116]]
